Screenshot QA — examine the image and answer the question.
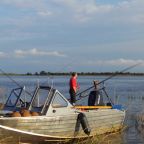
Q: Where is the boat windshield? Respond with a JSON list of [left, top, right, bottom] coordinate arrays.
[[5, 87, 32, 108], [30, 87, 52, 113], [52, 92, 68, 108]]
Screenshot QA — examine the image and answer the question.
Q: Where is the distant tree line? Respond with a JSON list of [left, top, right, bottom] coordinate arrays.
[[25, 71, 144, 76]]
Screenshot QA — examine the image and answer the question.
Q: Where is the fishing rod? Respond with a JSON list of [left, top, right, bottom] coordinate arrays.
[[0, 68, 33, 97], [76, 62, 141, 101]]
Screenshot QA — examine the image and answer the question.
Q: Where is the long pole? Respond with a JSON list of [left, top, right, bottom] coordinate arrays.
[[76, 62, 141, 101]]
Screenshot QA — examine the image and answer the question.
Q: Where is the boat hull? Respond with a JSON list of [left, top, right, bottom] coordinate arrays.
[[0, 109, 125, 143]]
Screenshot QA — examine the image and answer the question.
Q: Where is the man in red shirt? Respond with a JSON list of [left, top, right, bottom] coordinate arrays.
[[69, 72, 79, 105]]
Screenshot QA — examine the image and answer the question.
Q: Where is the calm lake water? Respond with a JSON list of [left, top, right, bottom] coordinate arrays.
[[0, 75, 144, 144]]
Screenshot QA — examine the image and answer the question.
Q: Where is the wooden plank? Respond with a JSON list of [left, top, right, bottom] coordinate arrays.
[[73, 106, 112, 109]]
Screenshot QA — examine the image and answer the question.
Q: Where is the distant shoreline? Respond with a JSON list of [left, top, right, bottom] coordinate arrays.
[[1, 72, 144, 76]]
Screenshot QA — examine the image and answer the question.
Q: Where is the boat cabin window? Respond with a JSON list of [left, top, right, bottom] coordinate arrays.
[[6, 87, 29, 108], [31, 88, 50, 112], [52, 92, 68, 108]]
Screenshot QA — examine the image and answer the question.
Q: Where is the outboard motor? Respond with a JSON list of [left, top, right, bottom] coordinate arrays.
[[88, 90, 104, 106]]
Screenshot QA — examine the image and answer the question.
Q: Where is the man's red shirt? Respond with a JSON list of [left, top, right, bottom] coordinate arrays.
[[69, 77, 77, 91]]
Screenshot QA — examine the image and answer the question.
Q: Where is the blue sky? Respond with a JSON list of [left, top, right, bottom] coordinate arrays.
[[0, 0, 144, 73]]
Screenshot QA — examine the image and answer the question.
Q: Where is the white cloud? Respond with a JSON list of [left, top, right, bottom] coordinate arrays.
[[0, 0, 53, 18], [0, 52, 7, 58], [0, 0, 42, 8], [109, 0, 144, 24], [52, 0, 144, 24], [37, 11, 53, 17], [14, 48, 66, 57], [85, 58, 144, 67], [53, 0, 113, 22], [1, 0, 144, 24]]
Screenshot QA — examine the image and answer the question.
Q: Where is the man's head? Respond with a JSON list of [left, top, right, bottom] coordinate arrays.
[[93, 80, 99, 90], [72, 72, 77, 77]]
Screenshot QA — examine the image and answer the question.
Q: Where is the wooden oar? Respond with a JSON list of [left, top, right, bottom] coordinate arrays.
[[73, 106, 112, 109]]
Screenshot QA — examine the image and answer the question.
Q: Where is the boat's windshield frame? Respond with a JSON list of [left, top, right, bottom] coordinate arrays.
[[51, 91, 68, 108], [5, 87, 24, 107], [28, 86, 55, 114]]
